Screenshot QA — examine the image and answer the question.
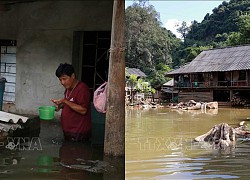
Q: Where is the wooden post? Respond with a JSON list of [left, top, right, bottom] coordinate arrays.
[[104, 0, 125, 156], [231, 71, 233, 86], [246, 70, 248, 86]]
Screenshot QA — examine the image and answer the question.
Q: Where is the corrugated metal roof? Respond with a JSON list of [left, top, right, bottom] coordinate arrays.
[[167, 45, 250, 75], [126, 68, 147, 77], [0, 111, 29, 132], [0, 123, 21, 132], [163, 79, 174, 86], [0, 111, 29, 124]]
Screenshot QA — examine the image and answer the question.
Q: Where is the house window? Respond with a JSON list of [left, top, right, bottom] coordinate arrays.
[[238, 70, 246, 80], [72, 31, 111, 100], [0, 40, 17, 103], [198, 74, 204, 82], [218, 72, 225, 81]]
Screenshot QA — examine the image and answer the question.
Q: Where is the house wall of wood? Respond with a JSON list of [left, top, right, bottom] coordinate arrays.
[[0, 1, 113, 114], [178, 90, 213, 102], [173, 70, 250, 104], [247, 70, 250, 85]]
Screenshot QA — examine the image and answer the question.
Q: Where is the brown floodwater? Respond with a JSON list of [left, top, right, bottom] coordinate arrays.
[[0, 119, 124, 180], [125, 107, 250, 179]]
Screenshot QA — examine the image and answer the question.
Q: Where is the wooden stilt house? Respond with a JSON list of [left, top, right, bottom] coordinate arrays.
[[166, 45, 250, 107]]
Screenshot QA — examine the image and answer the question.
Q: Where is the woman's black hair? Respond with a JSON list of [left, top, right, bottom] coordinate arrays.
[[55, 63, 75, 78]]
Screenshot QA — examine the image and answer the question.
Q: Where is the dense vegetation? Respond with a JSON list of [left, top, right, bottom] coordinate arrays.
[[186, 0, 250, 44], [175, 0, 250, 67], [125, 0, 250, 87], [125, 1, 180, 87]]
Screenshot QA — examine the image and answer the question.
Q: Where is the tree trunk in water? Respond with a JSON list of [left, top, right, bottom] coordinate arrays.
[[194, 123, 250, 150], [104, 0, 125, 156], [194, 123, 235, 147]]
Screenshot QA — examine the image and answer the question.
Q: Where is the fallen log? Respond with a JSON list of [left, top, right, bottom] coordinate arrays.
[[195, 123, 235, 149], [195, 123, 250, 150]]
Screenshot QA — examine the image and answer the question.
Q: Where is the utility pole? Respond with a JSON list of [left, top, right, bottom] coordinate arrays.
[[104, 0, 125, 156]]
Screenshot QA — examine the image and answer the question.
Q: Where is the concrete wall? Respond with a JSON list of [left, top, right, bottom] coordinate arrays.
[[0, 1, 113, 114]]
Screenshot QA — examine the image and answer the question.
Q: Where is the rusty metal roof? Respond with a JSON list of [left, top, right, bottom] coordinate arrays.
[[167, 45, 250, 75]]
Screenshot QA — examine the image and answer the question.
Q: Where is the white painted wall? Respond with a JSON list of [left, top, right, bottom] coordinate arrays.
[[0, 1, 113, 115]]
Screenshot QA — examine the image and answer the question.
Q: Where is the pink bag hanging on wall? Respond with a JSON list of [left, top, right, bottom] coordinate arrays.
[[93, 82, 108, 113]]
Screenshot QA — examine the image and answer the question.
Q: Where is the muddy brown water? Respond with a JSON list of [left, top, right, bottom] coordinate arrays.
[[0, 119, 124, 180], [125, 107, 250, 179]]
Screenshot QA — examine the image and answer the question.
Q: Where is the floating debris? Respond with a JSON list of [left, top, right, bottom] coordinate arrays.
[[60, 159, 113, 173]]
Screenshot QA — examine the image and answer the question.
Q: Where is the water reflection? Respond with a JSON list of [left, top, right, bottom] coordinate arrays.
[[0, 118, 124, 179], [126, 107, 250, 179], [59, 141, 101, 179]]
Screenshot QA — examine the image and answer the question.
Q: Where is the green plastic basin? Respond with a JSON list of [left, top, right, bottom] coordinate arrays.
[[38, 106, 56, 120]]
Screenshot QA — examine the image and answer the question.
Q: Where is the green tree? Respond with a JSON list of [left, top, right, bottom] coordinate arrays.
[[125, 1, 181, 87], [226, 32, 242, 46], [177, 21, 191, 39], [147, 63, 171, 87], [185, 0, 250, 44], [127, 74, 138, 103], [172, 0, 250, 68], [173, 45, 213, 67], [226, 14, 250, 46], [238, 14, 250, 44], [136, 78, 156, 101], [128, 74, 138, 89]]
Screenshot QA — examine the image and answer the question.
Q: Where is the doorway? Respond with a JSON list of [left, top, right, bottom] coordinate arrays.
[[213, 90, 230, 102], [72, 31, 111, 99]]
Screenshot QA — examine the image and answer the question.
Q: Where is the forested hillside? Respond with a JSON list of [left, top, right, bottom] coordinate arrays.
[[174, 0, 250, 67], [125, 0, 250, 87], [125, 1, 180, 87], [186, 0, 250, 43]]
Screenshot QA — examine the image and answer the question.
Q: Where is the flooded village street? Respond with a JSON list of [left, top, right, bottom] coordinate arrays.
[[125, 107, 250, 179], [0, 119, 124, 180]]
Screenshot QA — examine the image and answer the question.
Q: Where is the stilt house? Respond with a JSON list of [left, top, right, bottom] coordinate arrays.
[[166, 45, 250, 107]]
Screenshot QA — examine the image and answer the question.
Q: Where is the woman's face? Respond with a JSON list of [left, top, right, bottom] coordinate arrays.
[[59, 74, 75, 89]]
